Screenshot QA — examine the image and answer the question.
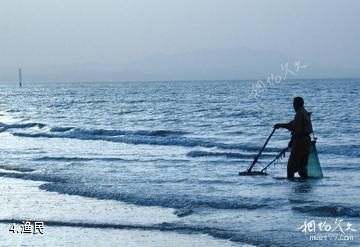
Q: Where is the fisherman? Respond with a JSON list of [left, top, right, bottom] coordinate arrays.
[[274, 97, 313, 178]]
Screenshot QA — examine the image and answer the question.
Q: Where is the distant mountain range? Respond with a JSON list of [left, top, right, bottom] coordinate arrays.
[[1, 48, 359, 82]]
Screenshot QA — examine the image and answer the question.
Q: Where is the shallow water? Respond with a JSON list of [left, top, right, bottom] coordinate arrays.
[[0, 79, 359, 246]]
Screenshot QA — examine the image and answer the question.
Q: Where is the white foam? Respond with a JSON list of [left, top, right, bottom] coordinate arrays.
[[0, 177, 243, 246]]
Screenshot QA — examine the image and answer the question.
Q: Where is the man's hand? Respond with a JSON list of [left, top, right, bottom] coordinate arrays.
[[274, 123, 282, 129]]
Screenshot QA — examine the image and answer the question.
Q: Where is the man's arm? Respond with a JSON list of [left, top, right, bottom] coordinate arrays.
[[274, 110, 305, 131], [274, 121, 293, 130]]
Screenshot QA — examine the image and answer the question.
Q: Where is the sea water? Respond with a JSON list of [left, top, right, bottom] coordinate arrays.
[[0, 79, 359, 246]]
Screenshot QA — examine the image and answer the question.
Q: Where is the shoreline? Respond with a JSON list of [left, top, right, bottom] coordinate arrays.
[[0, 175, 246, 246]]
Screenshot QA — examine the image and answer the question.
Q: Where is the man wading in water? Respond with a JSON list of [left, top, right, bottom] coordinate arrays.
[[274, 97, 313, 178]]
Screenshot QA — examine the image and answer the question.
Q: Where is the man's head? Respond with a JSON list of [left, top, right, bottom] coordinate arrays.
[[293, 97, 304, 112]]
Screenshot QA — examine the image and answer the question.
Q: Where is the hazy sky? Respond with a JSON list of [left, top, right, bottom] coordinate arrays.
[[1, 0, 359, 80]]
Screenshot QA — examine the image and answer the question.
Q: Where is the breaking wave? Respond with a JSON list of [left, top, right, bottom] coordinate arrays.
[[0, 122, 46, 132], [1, 120, 357, 159], [292, 205, 360, 217], [9, 125, 281, 153], [187, 150, 275, 159], [39, 182, 280, 210]]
